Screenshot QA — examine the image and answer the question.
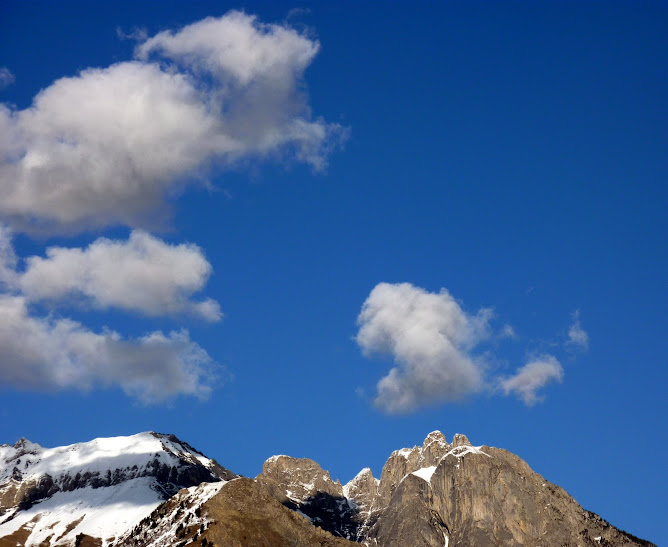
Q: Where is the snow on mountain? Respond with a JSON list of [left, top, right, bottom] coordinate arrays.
[[111, 480, 227, 547], [0, 477, 163, 545], [1, 433, 215, 484], [0, 432, 234, 546]]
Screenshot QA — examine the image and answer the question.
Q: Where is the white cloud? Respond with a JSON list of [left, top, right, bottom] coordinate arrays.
[[567, 310, 589, 351], [500, 324, 517, 339], [0, 12, 345, 232], [500, 355, 564, 406], [0, 225, 18, 289], [15, 230, 221, 321], [0, 295, 215, 402], [356, 282, 492, 414], [136, 11, 318, 86], [0, 68, 14, 89]]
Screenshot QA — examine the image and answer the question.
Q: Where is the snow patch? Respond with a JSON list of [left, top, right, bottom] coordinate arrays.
[[265, 455, 289, 464], [395, 448, 414, 459], [443, 444, 489, 461], [412, 466, 437, 483]]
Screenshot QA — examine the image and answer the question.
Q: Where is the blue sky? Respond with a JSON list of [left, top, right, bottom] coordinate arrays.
[[0, 1, 666, 544]]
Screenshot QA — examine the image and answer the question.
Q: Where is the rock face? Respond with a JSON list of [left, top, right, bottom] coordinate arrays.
[[342, 468, 381, 541], [371, 473, 448, 547], [370, 432, 655, 547], [256, 431, 655, 547], [0, 432, 235, 546], [256, 455, 359, 541], [427, 444, 653, 547]]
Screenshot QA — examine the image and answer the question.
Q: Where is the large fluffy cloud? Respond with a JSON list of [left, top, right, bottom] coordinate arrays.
[[15, 230, 221, 321], [0, 11, 344, 232], [356, 282, 492, 413], [500, 355, 564, 406], [0, 295, 215, 402]]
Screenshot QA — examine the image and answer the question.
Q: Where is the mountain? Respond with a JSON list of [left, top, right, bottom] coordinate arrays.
[[254, 431, 655, 547], [0, 431, 656, 547], [0, 432, 235, 546]]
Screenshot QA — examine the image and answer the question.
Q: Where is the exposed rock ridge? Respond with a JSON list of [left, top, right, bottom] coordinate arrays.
[[257, 455, 360, 541], [256, 430, 655, 547], [342, 468, 381, 541]]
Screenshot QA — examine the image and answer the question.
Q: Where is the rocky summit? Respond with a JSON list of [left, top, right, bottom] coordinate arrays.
[[0, 432, 236, 546], [0, 430, 656, 546]]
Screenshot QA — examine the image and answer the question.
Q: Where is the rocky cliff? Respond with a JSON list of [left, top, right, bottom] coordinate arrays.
[[255, 431, 655, 547]]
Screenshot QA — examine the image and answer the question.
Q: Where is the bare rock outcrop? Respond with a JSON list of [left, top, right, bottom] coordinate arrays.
[[370, 473, 448, 547], [347, 431, 654, 547], [199, 478, 355, 547], [342, 468, 381, 541], [257, 455, 359, 541]]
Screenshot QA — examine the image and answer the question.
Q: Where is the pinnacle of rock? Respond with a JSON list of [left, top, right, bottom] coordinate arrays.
[[422, 430, 447, 448], [452, 433, 471, 447]]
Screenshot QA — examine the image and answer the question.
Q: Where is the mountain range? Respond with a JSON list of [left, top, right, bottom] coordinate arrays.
[[0, 431, 655, 547]]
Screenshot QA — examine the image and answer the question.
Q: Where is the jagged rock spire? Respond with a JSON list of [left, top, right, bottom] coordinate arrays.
[[452, 433, 471, 447]]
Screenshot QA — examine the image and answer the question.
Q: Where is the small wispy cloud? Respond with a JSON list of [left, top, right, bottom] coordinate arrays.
[[500, 324, 517, 339], [116, 26, 148, 42], [567, 310, 589, 351], [500, 355, 564, 406], [0, 68, 14, 89]]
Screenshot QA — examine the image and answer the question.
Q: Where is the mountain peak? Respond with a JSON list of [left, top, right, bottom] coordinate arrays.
[[0, 432, 236, 546], [452, 432, 471, 447], [8, 437, 42, 456], [423, 430, 448, 448]]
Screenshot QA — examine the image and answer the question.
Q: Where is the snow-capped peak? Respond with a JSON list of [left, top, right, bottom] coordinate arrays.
[[0, 432, 233, 547], [0, 431, 218, 486]]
